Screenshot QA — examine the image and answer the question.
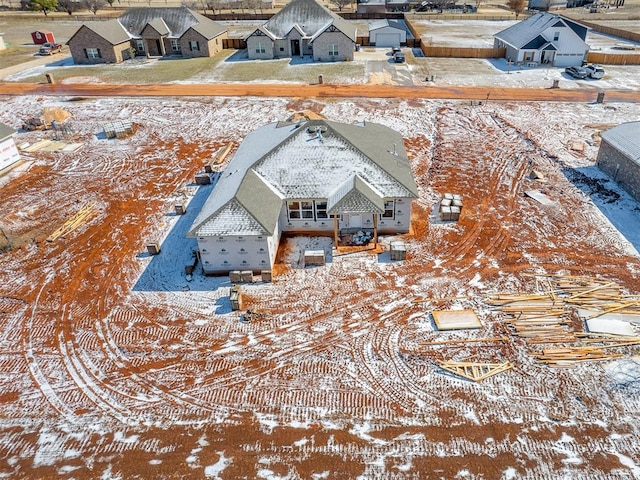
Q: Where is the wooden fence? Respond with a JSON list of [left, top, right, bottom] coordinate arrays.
[[223, 38, 247, 49], [586, 52, 640, 65], [420, 46, 506, 58], [572, 18, 640, 43]]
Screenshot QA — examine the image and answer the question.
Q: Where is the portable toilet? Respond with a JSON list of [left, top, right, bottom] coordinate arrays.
[[31, 31, 55, 45]]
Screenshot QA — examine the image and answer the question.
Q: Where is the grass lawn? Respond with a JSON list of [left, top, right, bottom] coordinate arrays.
[[16, 54, 227, 83], [0, 46, 40, 69]]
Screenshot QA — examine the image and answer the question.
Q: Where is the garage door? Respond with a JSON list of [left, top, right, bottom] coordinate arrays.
[[374, 33, 402, 48]]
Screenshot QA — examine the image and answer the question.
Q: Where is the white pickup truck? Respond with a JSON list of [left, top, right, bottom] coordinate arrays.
[[39, 42, 63, 55]]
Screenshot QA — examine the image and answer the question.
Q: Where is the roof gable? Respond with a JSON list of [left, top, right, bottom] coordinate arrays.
[[191, 198, 269, 237], [0, 122, 17, 141], [117, 7, 225, 39], [327, 175, 385, 214], [262, 0, 355, 40], [68, 21, 131, 46], [494, 13, 587, 49]]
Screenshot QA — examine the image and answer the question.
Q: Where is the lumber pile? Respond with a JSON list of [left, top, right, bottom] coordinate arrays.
[[211, 143, 236, 166], [438, 360, 513, 382], [487, 274, 640, 366], [46, 203, 97, 242], [532, 346, 622, 367]]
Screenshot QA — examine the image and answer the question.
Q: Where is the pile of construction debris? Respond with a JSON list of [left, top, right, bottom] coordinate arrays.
[[487, 274, 640, 367]]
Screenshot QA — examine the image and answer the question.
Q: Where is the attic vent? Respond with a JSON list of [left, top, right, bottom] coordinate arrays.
[[307, 126, 327, 135]]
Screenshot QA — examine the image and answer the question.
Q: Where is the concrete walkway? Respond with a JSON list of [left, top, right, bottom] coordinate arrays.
[[0, 53, 72, 81]]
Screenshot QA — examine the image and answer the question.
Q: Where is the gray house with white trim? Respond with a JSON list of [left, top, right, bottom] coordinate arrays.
[[494, 13, 588, 67], [67, 7, 227, 64], [0, 122, 19, 173], [246, 0, 357, 61], [188, 119, 418, 275]]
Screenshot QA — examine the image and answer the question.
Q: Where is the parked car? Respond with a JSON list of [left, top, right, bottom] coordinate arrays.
[[39, 43, 63, 55], [584, 64, 605, 79], [394, 52, 405, 63], [564, 66, 588, 79]]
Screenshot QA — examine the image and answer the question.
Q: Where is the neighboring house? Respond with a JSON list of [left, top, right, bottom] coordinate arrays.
[[357, 0, 386, 14], [0, 123, 20, 173], [188, 119, 418, 275], [493, 12, 588, 67], [246, 0, 357, 62], [368, 19, 407, 47], [67, 7, 227, 64], [528, 0, 568, 11], [597, 122, 640, 203]]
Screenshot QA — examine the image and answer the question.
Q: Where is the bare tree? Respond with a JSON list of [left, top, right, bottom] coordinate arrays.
[[57, 0, 82, 14], [84, 0, 105, 13], [474, 0, 485, 9], [506, 0, 526, 18], [330, 0, 350, 11]]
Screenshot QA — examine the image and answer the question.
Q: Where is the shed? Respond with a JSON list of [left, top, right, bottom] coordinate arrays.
[[597, 121, 640, 203], [369, 19, 407, 47], [31, 30, 55, 45]]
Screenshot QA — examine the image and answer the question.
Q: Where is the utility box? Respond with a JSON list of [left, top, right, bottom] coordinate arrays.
[[390, 241, 407, 261], [195, 173, 211, 185], [146, 242, 161, 255], [229, 270, 241, 283], [230, 285, 243, 311]]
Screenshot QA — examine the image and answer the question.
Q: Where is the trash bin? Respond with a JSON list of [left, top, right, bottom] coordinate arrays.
[[355, 44, 360, 52]]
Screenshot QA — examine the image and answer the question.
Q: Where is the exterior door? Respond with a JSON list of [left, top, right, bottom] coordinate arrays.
[[348, 214, 362, 229], [291, 39, 300, 56]]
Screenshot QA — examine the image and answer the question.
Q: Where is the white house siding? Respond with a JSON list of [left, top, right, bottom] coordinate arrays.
[[313, 32, 354, 62], [247, 35, 275, 60], [198, 235, 273, 274], [0, 136, 20, 172], [377, 197, 411, 233], [542, 26, 586, 66]]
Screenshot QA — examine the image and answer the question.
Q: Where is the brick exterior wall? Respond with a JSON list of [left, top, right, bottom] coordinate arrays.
[[180, 29, 227, 58], [597, 140, 640, 202], [313, 31, 354, 62], [68, 26, 130, 64], [247, 34, 275, 60]]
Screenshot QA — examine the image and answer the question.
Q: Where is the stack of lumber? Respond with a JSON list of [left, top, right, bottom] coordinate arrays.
[[486, 292, 571, 340], [532, 346, 623, 367], [46, 203, 97, 242]]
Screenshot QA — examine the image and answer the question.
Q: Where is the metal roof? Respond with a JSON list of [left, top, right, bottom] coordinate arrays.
[[188, 119, 417, 238], [601, 121, 640, 165], [262, 0, 356, 41], [0, 122, 16, 141], [494, 13, 587, 50]]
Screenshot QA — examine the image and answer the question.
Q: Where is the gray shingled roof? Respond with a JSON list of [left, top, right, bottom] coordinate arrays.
[[369, 19, 405, 32], [188, 119, 417, 238], [70, 20, 131, 46], [262, 0, 356, 41], [118, 7, 226, 39], [494, 13, 587, 49], [327, 175, 385, 214], [601, 121, 640, 165], [0, 122, 17, 141]]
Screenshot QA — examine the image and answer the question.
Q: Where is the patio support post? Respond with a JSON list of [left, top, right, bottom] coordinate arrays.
[[373, 214, 378, 245], [334, 215, 339, 246]]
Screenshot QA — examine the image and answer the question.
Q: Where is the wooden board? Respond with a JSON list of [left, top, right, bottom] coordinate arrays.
[[524, 189, 556, 207], [432, 309, 481, 331]]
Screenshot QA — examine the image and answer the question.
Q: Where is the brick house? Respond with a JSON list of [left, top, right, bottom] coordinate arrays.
[[67, 7, 227, 64], [188, 118, 418, 275], [246, 0, 357, 62], [597, 122, 640, 203]]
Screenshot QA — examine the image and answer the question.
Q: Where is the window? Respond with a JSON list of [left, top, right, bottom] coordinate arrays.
[[288, 201, 313, 220], [256, 42, 266, 54], [170, 39, 181, 52], [315, 201, 328, 219], [381, 200, 395, 219], [524, 51, 533, 62], [136, 40, 145, 52], [329, 44, 338, 56], [190, 41, 199, 51], [553, 31, 560, 41], [85, 48, 101, 59]]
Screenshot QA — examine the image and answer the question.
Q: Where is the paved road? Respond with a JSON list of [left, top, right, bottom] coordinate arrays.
[[1, 81, 639, 103]]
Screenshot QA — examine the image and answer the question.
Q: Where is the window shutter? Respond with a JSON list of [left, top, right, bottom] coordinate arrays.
[[84, 48, 88, 58], [97, 49, 102, 58]]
